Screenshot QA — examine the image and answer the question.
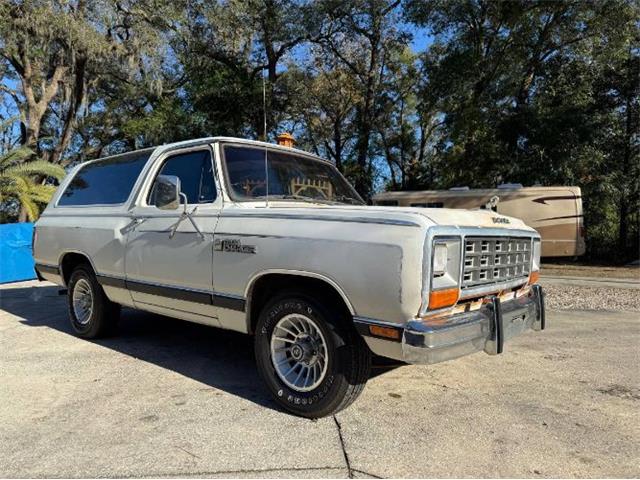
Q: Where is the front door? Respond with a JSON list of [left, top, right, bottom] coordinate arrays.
[[125, 146, 221, 326]]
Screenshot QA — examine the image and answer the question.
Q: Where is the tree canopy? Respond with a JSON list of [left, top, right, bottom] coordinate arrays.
[[1, 0, 638, 260]]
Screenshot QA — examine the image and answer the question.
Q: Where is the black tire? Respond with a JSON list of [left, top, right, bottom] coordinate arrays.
[[67, 264, 120, 339], [255, 292, 371, 418]]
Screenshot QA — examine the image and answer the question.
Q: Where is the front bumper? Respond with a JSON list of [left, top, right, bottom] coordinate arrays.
[[402, 285, 545, 365]]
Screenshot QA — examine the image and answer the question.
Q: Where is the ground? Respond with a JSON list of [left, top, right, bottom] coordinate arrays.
[[0, 279, 638, 478], [541, 263, 639, 280]]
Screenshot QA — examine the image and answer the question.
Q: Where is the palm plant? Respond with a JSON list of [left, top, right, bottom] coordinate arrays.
[[0, 143, 66, 222]]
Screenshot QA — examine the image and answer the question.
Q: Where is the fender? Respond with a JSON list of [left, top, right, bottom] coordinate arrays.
[[244, 268, 356, 331]]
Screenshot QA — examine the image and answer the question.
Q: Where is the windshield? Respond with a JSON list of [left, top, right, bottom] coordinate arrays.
[[222, 145, 364, 205]]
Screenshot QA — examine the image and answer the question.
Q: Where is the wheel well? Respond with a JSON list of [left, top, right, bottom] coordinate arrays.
[[247, 274, 353, 334], [60, 252, 93, 285]]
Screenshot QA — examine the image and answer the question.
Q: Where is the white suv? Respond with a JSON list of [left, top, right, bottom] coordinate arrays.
[[34, 137, 546, 418]]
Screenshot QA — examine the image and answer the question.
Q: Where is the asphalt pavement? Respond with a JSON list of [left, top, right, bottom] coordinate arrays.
[[0, 281, 638, 478]]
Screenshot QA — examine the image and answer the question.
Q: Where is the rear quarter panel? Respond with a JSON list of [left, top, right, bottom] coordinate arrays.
[[34, 209, 134, 305]]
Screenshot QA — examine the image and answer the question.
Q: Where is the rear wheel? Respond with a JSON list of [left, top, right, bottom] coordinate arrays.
[[255, 292, 371, 418], [67, 264, 120, 338]]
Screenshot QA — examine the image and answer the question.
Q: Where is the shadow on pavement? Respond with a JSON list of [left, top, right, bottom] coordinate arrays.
[[0, 284, 401, 414]]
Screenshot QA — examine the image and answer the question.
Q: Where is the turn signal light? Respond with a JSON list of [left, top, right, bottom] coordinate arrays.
[[369, 325, 401, 340], [428, 288, 459, 310], [529, 271, 540, 285]]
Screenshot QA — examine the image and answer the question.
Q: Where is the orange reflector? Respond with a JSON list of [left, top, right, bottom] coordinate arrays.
[[428, 288, 459, 310], [369, 325, 401, 340], [529, 271, 540, 285]]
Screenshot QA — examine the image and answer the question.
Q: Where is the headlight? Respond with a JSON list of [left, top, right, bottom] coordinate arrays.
[[433, 244, 448, 276], [428, 237, 461, 310], [532, 238, 541, 272], [529, 238, 542, 284]]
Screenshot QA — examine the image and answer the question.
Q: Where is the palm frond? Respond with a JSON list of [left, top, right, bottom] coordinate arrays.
[[18, 193, 39, 222], [4, 160, 66, 180], [0, 146, 34, 168], [0, 175, 30, 203], [28, 184, 57, 203]]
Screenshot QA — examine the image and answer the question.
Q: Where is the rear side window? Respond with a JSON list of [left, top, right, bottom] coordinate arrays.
[[149, 149, 216, 205], [58, 150, 151, 206]]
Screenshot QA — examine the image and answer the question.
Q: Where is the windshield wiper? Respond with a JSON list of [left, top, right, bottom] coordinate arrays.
[[254, 194, 334, 204], [333, 195, 364, 205]]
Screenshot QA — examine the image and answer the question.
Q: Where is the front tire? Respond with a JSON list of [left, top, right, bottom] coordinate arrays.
[[255, 293, 371, 418], [67, 264, 120, 338]]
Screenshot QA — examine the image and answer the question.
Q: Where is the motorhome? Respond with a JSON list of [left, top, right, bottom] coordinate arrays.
[[373, 186, 585, 257]]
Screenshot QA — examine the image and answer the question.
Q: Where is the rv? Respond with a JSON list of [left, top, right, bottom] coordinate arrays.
[[373, 186, 585, 257]]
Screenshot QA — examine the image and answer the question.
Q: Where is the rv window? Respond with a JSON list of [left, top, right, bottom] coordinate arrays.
[[411, 202, 443, 208]]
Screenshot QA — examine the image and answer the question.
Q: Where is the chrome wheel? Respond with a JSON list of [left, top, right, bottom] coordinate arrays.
[[72, 278, 94, 325], [270, 313, 329, 392]]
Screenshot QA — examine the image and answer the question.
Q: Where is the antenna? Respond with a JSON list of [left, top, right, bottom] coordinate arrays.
[[262, 68, 269, 207]]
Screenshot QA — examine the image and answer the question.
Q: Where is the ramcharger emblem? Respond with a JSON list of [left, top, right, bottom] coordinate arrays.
[[492, 217, 510, 224], [214, 238, 257, 254]]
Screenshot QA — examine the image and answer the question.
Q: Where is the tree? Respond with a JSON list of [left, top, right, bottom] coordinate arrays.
[[315, 0, 406, 197], [179, 0, 322, 138], [286, 50, 360, 171], [0, 0, 185, 160]]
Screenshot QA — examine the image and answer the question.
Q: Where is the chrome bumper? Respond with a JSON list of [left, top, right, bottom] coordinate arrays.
[[403, 285, 546, 365]]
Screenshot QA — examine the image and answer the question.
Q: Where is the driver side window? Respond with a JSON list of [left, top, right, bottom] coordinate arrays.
[[149, 149, 216, 206]]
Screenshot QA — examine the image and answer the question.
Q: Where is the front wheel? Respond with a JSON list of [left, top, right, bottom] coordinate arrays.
[[255, 293, 371, 418]]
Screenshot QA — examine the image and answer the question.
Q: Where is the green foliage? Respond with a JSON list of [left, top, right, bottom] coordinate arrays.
[[0, 0, 637, 260], [0, 146, 65, 222]]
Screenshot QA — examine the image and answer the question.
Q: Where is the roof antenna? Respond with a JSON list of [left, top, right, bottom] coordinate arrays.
[[262, 68, 269, 208]]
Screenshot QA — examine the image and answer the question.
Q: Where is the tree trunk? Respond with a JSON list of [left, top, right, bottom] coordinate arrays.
[[51, 55, 87, 165], [18, 205, 28, 223], [333, 119, 343, 171], [618, 200, 628, 253]]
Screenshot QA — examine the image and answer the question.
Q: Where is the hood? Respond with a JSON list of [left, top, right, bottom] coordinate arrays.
[[235, 202, 533, 231]]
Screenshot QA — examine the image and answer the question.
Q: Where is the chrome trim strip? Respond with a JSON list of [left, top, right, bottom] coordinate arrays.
[[458, 277, 529, 300], [245, 269, 355, 314], [42, 212, 135, 218], [244, 269, 356, 333], [220, 212, 421, 227], [57, 250, 101, 286], [352, 316, 403, 328]]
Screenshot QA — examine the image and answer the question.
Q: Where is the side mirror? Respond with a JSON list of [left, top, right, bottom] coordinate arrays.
[[152, 175, 181, 210]]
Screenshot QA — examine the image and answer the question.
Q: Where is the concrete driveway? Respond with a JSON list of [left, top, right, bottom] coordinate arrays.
[[0, 281, 638, 478]]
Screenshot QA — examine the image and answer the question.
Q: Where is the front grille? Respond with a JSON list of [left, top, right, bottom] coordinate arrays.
[[462, 236, 532, 289]]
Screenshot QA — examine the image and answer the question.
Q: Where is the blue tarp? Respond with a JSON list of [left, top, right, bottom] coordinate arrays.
[[0, 222, 36, 284]]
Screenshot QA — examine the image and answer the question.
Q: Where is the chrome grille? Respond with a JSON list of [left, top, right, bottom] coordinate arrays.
[[462, 237, 532, 289]]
